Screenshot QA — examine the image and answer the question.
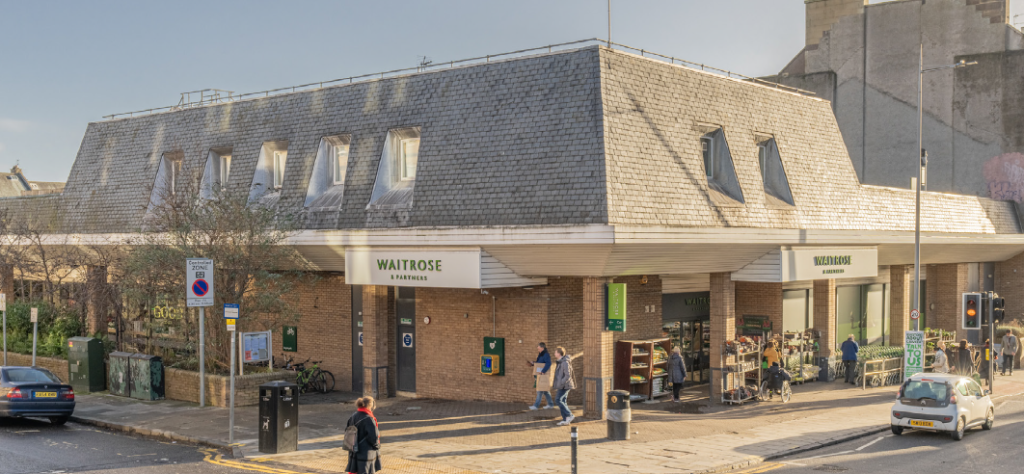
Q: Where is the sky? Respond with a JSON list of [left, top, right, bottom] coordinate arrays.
[[1, 0, 1023, 182]]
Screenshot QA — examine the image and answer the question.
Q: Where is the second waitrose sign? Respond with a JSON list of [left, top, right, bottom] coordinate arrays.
[[346, 249, 482, 288], [781, 248, 878, 281]]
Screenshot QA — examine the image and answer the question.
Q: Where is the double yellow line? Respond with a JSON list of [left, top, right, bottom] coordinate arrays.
[[199, 448, 312, 474], [731, 462, 784, 474]]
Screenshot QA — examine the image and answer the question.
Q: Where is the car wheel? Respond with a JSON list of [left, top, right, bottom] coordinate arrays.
[[48, 416, 69, 426], [983, 408, 994, 431], [950, 417, 965, 441], [891, 425, 904, 436]]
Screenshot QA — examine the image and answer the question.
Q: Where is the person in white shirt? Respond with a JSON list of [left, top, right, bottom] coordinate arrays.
[[932, 341, 951, 374]]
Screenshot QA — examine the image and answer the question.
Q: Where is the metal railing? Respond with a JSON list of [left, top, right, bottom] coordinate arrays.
[[103, 38, 812, 120]]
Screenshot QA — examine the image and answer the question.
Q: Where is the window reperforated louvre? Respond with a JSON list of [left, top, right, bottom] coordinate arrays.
[[757, 138, 795, 206], [305, 135, 351, 209], [368, 127, 421, 209]]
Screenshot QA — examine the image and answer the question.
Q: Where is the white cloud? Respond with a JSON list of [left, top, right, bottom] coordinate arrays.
[[0, 119, 32, 133]]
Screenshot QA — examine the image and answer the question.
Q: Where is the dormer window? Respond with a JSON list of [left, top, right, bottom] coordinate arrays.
[[699, 129, 744, 204], [400, 138, 419, 181], [273, 151, 287, 189], [368, 127, 421, 209], [305, 135, 351, 209], [200, 148, 232, 200], [756, 137, 795, 206], [248, 141, 288, 205]]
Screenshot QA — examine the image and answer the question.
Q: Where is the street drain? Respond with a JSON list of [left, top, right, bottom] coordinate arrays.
[[814, 465, 849, 472]]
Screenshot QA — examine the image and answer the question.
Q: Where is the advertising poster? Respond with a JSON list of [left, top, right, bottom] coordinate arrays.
[[904, 330, 924, 380]]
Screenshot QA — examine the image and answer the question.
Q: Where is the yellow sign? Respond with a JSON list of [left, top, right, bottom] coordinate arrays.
[[226, 319, 236, 332]]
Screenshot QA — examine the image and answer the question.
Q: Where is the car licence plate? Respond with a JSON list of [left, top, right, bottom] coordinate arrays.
[[910, 420, 934, 427], [34, 392, 57, 398]]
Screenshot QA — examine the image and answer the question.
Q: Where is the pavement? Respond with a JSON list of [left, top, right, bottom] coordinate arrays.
[[67, 373, 1024, 474]]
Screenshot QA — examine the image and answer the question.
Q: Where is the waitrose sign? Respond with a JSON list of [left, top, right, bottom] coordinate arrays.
[[346, 249, 482, 288], [781, 248, 878, 282]]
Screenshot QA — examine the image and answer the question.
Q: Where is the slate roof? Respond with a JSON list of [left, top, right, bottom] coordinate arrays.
[[0, 45, 1017, 236]]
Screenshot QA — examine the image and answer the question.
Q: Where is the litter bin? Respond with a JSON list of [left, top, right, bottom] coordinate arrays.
[[258, 381, 299, 454], [129, 354, 164, 400], [67, 337, 105, 393], [108, 352, 132, 397], [606, 390, 631, 440]]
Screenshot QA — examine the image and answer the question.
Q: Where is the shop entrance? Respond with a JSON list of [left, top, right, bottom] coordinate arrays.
[[662, 292, 711, 384], [351, 285, 364, 393], [396, 287, 416, 393]]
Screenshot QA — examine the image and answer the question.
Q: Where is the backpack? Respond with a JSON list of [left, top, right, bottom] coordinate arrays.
[[342, 417, 367, 453]]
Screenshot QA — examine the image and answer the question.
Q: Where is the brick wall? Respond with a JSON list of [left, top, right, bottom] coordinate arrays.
[[6, 353, 69, 380], [735, 282, 783, 336], [709, 273, 736, 399], [269, 272, 352, 392], [164, 367, 291, 407], [415, 286, 549, 403], [995, 252, 1024, 324], [927, 264, 968, 337], [547, 278, 584, 405]]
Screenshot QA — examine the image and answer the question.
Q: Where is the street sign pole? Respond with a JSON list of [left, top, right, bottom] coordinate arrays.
[[186, 258, 215, 408], [31, 307, 38, 366], [1, 293, 7, 366], [225, 303, 239, 445], [229, 322, 236, 444], [989, 291, 995, 394], [199, 306, 205, 407]]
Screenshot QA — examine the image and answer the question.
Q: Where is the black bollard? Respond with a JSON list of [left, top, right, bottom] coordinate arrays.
[[571, 426, 578, 474]]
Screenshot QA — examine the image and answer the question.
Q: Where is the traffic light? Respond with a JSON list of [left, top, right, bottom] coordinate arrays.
[[992, 295, 1006, 324], [963, 293, 982, 329]]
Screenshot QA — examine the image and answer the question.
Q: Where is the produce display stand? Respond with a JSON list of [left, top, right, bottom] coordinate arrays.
[[780, 331, 820, 384], [720, 342, 762, 405], [614, 338, 673, 402], [921, 331, 957, 373]]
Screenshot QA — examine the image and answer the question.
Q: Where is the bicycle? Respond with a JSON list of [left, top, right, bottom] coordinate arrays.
[[296, 360, 335, 394]]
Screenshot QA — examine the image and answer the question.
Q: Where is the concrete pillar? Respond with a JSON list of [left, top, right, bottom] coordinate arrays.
[[926, 264, 969, 337], [0, 265, 13, 301], [813, 279, 836, 357], [709, 273, 736, 401], [362, 285, 390, 399], [85, 266, 108, 335], [889, 265, 912, 345], [583, 277, 613, 419]]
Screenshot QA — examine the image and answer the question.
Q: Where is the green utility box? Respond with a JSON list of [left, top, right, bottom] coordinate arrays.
[[108, 352, 132, 397], [129, 354, 165, 401], [67, 337, 106, 393], [483, 337, 505, 376]]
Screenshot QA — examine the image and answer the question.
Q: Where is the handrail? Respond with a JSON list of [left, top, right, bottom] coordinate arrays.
[[103, 38, 811, 120]]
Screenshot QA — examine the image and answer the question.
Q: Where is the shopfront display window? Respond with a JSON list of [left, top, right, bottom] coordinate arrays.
[[836, 283, 890, 346]]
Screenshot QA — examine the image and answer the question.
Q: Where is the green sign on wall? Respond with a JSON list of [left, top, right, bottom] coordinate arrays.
[[283, 326, 297, 352], [606, 283, 627, 332]]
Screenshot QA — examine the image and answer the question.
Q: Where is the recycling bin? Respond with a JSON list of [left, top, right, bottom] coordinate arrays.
[[67, 337, 105, 393], [108, 352, 132, 397], [606, 389, 631, 440], [129, 354, 164, 400], [258, 381, 299, 454]]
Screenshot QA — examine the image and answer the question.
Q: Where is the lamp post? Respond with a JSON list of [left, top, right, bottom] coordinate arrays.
[[913, 44, 976, 331]]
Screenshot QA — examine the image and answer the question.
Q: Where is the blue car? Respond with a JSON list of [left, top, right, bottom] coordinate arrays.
[[0, 366, 76, 425]]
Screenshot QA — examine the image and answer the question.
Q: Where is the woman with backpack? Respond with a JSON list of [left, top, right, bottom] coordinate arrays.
[[345, 397, 381, 474]]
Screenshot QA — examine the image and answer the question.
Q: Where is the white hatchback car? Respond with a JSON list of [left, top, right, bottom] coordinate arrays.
[[891, 373, 994, 440]]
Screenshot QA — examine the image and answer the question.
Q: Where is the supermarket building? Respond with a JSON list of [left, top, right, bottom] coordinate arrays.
[[6, 43, 1024, 417]]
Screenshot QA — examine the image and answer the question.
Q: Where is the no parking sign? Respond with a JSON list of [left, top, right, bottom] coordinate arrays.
[[186, 258, 215, 307]]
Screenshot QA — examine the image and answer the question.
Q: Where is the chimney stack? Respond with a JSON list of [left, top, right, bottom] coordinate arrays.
[[805, 0, 867, 47]]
